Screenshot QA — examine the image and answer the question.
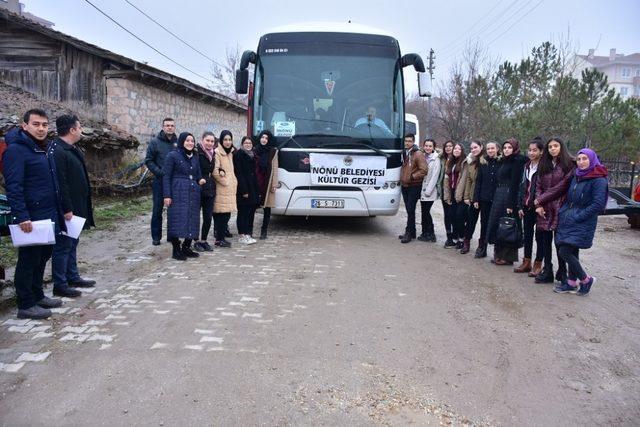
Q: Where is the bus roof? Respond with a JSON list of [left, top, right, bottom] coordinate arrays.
[[265, 22, 394, 38]]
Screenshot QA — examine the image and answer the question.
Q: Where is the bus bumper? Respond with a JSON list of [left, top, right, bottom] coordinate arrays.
[[273, 188, 401, 216]]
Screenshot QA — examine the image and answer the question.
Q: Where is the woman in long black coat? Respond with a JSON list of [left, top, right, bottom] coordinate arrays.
[[486, 138, 526, 265], [193, 131, 216, 252], [234, 136, 260, 244], [163, 132, 206, 260]]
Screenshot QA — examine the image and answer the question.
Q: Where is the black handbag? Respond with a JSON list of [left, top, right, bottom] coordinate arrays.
[[496, 216, 520, 247]]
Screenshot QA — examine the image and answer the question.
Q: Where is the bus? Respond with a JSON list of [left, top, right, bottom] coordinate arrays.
[[236, 23, 429, 216]]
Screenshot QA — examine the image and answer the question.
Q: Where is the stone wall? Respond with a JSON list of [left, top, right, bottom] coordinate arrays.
[[105, 77, 247, 150]]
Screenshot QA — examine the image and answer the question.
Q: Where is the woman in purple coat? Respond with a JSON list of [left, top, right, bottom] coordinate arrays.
[[534, 137, 575, 284]]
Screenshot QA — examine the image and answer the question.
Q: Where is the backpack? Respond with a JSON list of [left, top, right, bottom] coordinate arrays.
[[634, 181, 640, 202]]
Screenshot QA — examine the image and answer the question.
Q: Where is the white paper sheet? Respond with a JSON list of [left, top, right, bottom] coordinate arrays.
[[62, 215, 86, 239], [8, 219, 56, 247]]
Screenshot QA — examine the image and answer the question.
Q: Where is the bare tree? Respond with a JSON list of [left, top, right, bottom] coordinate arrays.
[[434, 41, 498, 143], [209, 44, 249, 104]]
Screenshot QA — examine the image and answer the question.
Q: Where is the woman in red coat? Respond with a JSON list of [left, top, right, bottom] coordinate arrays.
[[533, 137, 575, 284]]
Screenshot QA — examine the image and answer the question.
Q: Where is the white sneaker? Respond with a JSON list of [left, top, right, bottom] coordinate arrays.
[[246, 236, 257, 245], [238, 235, 248, 244]]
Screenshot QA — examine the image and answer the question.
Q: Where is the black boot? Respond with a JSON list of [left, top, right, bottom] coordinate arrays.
[[444, 234, 456, 248], [171, 239, 187, 261], [428, 226, 437, 242], [535, 265, 555, 283], [182, 240, 199, 258], [474, 239, 487, 258], [260, 227, 268, 240], [400, 231, 413, 244]]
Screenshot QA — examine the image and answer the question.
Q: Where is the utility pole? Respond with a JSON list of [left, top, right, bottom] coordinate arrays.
[[426, 49, 435, 138]]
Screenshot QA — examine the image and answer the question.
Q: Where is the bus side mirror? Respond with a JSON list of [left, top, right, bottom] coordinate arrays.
[[418, 73, 432, 98], [401, 53, 425, 73], [240, 50, 257, 71], [235, 69, 249, 94]]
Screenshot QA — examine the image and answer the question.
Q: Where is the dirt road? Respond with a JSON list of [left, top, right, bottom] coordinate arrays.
[[0, 206, 638, 425]]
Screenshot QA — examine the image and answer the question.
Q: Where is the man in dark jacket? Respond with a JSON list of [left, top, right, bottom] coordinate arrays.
[[144, 118, 177, 245], [2, 109, 64, 319], [399, 133, 428, 243], [50, 114, 96, 298]]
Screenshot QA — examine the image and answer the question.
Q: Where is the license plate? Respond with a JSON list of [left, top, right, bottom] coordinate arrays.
[[311, 199, 345, 209]]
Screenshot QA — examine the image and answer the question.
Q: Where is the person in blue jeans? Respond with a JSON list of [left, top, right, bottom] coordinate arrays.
[[145, 118, 177, 245], [553, 148, 608, 295], [3, 109, 65, 319], [51, 114, 96, 298]]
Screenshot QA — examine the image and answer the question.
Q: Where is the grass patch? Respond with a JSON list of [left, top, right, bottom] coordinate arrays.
[[91, 195, 152, 232], [0, 195, 151, 269], [0, 235, 17, 270]]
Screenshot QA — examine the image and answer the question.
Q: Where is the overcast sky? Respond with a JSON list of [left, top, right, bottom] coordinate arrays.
[[22, 0, 640, 94]]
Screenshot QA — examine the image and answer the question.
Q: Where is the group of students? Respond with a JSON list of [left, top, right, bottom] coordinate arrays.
[[402, 134, 609, 296], [144, 118, 278, 261]]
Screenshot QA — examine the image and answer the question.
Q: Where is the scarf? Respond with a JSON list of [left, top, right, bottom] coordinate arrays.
[[177, 132, 195, 156], [243, 146, 255, 159], [198, 142, 214, 161], [503, 137, 520, 158], [255, 142, 271, 170], [575, 148, 603, 178]]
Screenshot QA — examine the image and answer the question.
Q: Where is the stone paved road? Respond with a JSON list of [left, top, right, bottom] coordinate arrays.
[[0, 207, 638, 425]]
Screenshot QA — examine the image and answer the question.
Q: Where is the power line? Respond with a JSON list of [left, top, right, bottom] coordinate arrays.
[[82, 0, 213, 84], [439, 0, 505, 52], [439, 0, 523, 61], [122, 0, 226, 70], [485, 0, 545, 47], [441, 0, 532, 62]]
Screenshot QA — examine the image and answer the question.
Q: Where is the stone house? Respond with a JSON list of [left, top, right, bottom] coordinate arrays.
[[0, 7, 247, 151]]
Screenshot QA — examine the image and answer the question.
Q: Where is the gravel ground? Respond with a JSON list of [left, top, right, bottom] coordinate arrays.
[[0, 204, 638, 426]]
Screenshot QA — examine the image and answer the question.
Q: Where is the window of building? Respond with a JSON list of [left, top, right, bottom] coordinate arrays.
[[636, 68, 640, 77], [620, 87, 628, 96], [635, 86, 640, 96], [621, 68, 631, 78]]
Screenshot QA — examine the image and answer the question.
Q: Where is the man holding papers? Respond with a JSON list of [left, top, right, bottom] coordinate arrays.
[[3, 109, 65, 319], [51, 115, 96, 298]]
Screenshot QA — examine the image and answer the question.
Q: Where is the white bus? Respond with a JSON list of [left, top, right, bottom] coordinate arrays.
[[236, 23, 428, 216]]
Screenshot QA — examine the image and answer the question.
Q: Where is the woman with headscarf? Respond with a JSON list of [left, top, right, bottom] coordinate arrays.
[[553, 148, 608, 295], [234, 136, 260, 244], [212, 130, 237, 248], [163, 132, 205, 260], [254, 130, 278, 239], [486, 138, 527, 265]]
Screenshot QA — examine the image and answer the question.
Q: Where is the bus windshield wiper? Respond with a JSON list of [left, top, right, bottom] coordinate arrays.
[[276, 135, 305, 150], [292, 133, 343, 138], [315, 140, 390, 157]]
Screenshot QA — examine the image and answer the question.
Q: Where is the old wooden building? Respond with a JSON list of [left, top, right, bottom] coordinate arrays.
[[0, 8, 247, 144]]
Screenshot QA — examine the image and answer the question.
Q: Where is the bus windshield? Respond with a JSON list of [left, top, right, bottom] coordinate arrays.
[[253, 40, 404, 149]]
